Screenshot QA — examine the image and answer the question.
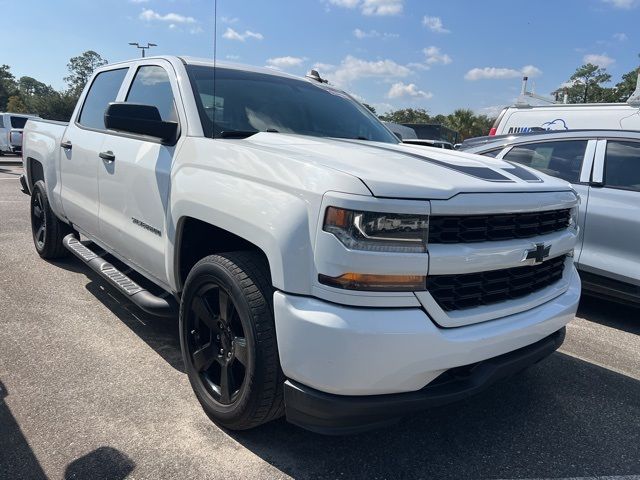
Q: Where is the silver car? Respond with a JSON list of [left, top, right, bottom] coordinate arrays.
[[463, 130, 640, 305]]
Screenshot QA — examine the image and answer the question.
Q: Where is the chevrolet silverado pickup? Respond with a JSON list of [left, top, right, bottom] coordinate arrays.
[[21, 56, 581, 434]]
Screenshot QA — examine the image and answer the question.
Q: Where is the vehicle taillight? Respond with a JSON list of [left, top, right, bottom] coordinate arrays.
[[488, 127, 497, 136]]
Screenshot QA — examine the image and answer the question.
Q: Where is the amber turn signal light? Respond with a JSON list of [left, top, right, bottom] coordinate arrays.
[[318, 272, 426, 292]]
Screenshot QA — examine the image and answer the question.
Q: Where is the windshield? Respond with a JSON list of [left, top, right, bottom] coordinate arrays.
[[10, 116, 29, 129], [187, 65, 398, 143]]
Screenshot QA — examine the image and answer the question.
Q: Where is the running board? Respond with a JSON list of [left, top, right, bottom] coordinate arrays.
[[63, 234, 176, 317]]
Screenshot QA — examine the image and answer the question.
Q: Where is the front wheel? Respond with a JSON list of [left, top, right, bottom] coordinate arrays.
[[30, 180, 74, 259], [179, 252, 284, 430]]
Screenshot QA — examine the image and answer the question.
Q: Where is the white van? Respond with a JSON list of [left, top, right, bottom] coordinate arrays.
[[0, 113, 39, 155], [489, 103, 640, 136]]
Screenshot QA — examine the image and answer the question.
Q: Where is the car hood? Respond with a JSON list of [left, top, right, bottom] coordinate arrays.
[[240, 133, 572, 199]]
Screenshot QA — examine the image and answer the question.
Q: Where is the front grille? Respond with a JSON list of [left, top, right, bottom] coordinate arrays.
[[429, 209, 571, 244], [427, 255, 566, 311]]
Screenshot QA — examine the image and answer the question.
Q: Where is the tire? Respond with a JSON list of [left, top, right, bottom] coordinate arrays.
[[30, 180, 74, 259], [179, 251, 285, 430]]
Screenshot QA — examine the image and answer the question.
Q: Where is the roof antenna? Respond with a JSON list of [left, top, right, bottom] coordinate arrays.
[[306, 69, 328, 84], [212, 0, 217, 139]]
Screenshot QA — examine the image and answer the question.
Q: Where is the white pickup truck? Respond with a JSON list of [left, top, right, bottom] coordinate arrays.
[[21, 56, 581, 434]]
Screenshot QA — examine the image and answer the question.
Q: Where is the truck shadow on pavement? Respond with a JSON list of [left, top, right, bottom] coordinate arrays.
[[0, 381, 135, 480], [51, 256, 185, 373]]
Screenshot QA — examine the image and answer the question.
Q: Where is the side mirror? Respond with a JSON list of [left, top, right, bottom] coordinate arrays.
[[104, 103, 178, 144]]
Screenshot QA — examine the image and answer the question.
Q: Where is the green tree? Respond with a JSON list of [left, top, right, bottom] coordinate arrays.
[[0, 65, 17, 110], [6, 95, 27, 113], [611, 68, 639, 102], [379, 108, 431, 123], [555, 63, 612, 103], [64, 50, 108, 97], [445, 109, 481, 140], [362, 103, 377, 115]]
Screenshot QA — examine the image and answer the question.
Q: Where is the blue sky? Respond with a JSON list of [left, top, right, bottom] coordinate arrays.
[[2, 0, 639, 116]]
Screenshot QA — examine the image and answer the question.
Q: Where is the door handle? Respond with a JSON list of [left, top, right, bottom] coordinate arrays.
[[60, 140, 72, 150], [99, 151, 115, 162]]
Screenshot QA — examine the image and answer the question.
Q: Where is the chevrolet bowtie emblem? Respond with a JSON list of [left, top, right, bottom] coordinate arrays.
[[525, 243, 551, 263]]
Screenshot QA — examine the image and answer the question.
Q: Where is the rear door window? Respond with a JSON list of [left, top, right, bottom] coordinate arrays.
[[604, 141, 640, 192], [78, 68, 128, 130], [126, 65, 178, 122], [502, 140, 587, 183]]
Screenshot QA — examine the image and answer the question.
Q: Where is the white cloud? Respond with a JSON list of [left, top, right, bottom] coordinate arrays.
[[328, 0, 403, 15], [313, 62, 336, 72], [613, 32, 628, 41], [130, 0, 149, 3], [602, 0, 638, 8], [139, 9, 196, 24], [315, 56, 412, 87], [220, 16, 239, 24], [190, 26, 204, 35], [424, 46, 452, 65], [422, 15, 450, 33], [387, 82, 432, 99], [353, 28, 398, 39], [267, 56, 306, 68], [323, 55, 412, 86], [328, 0, 360, 7], [226, 54, 240, 60], [521, 65, 543, 77], [222, 27, 264, 41], [583, 53, 615, 67], [465, 65, 542, 81], [361, 0, 403, 15]]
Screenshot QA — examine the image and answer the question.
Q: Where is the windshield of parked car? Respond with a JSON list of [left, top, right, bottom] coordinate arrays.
[[187, 65, 398, 143]]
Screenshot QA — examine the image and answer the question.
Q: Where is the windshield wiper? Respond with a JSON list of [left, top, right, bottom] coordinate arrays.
[[218, 130, 259, 139]]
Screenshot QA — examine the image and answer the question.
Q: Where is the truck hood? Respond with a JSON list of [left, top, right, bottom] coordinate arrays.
[[241, 133, 572, 199]]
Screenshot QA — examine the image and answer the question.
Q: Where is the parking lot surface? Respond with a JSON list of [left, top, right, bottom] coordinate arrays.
[[1, 159, 639, 480]]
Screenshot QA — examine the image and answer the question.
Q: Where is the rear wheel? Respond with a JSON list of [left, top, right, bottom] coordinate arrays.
[[30, 180, 74, 259], [179, 252, 284, 430]]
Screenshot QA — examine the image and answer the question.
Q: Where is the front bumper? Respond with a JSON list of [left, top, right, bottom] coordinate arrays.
[[274, 265, 580, 432], [284, 327, 565, 435]]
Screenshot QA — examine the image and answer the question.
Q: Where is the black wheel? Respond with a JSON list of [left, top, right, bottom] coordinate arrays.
[[179, 251, 284, 430], [30, 180, 74, 259]]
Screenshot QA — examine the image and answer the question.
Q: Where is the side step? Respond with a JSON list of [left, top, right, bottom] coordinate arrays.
[[63, 234, 177, 317]]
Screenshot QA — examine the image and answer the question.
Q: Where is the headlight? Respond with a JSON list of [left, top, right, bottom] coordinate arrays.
[[569, 205, 579, 229], [323, 206, 428, 253]]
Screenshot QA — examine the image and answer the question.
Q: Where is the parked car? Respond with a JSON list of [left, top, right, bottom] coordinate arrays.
[[383, 122, 454, 149], [0, 113, 39, 155], [463, 130, 640, 304], [21, 56, 580, 434]]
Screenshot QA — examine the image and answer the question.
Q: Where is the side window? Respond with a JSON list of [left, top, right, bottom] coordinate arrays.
[[604, 141, 640, 192], [0, 116, 4, 129], [502, 140, 587, 183], [126, 66, 178, 122], [78, 68, 128, 130]]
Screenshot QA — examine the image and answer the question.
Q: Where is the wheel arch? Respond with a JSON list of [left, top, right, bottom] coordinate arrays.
[[173, 216, 271, 293]]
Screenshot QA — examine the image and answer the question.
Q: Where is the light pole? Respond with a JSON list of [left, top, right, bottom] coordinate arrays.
[[128, 42, 157, 58]]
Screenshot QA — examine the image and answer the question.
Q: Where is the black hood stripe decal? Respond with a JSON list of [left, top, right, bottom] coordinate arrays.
[[334, 140, 515, 183], [502, 161, 543, 182]]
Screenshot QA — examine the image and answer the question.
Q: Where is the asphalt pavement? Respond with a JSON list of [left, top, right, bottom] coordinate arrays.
[[0, 158, 639, 480]]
